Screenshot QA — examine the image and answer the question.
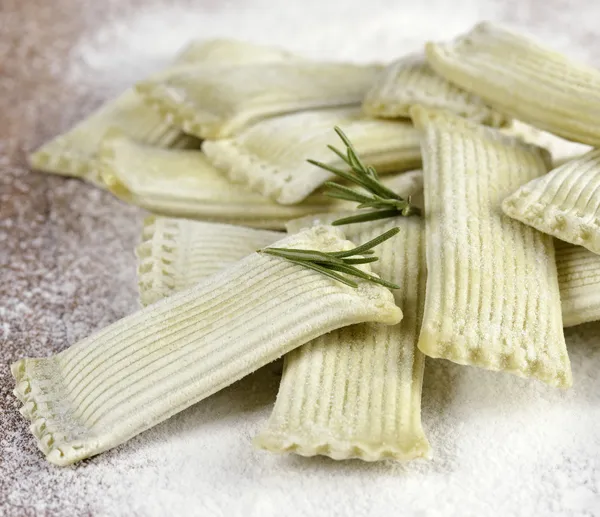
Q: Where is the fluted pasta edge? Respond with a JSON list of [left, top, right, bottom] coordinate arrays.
[[502, 194, 600, 255], [253, 432, 431, 462], [418, 326, 572, 388], [11, 359, 86, 466], [135, 216, 182, 306]]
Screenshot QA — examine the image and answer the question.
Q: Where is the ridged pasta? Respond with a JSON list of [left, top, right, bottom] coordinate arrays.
[[98, 132, 332, 229], [285, 188, 600, 329], [202, 107, 421, 204], [11, 226, 402, 466], [556, 240, 600, 327], [411, 106, 571, 388], [29, 39, 293, 184], [136, 217, 281, 306], [363, 52, 506, 126], [135, 62, 381, 139], [28, 88, 200, 186], [256, 216, 429, 461], [99, 132, 424, 229], [426, 22, 600, 146], [503, 149, 600, 256], [134, 214, 428, 460]]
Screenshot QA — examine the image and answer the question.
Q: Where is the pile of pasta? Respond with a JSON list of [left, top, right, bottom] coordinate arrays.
[[13, 22, 600, 466]]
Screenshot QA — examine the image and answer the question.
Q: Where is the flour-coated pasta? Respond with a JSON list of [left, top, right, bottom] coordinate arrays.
[[12, 226, 402, 466]]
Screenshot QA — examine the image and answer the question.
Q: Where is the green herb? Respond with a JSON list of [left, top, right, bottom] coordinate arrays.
[[307, 126, 421, 226], [258, 227, 400, 289]]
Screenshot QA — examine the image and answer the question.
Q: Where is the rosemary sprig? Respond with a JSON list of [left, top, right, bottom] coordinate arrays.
[[307, 126, 421, 226], [258, 227, 400, 289]]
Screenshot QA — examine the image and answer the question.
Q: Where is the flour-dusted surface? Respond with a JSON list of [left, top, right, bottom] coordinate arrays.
[[1, 1, 600, 516]]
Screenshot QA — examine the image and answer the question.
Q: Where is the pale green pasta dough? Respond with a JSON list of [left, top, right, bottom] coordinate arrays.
[[203, 107, 421, 204], [363, 52, 506, 126], [256, 216, 430, 461], [503, 149, 600, 256], [99, 131, 337, 229], [28, 39, 295, 184], [99, 131, 424, 229], [137, 217, 281, 306], [136, 61, 381, 139], [411, 106, 571, 388], [12, 226, 401, 466], [426, 22, 600, 145]]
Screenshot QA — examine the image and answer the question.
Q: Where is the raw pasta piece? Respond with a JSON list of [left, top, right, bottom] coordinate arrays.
[[425, 22, 600, 146], [363, 53, 506, 126], [138, 210, 429, 460], [135, 215, 428, 459], [202, 107, 421, 204], [136, 169, 424, 304], [556, 240, 600, 327], [411, 106, 571, 388], [503, 149, 600, 255], [28, 88, 200, 186], [29, 39, 293, 184], [137, 217, 281, 306], [11, 226, 402, 466], [136, 214, 428, 459], [99, 132, 423, 229], [256, 217, 429, 460], [135, 62, 382, 139], [98, 132, 332, 229]]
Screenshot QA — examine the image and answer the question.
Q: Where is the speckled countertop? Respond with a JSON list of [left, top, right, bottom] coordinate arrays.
[[1, 1, 600, 516]]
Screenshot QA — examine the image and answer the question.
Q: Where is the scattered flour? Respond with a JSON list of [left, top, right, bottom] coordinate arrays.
[[3, 0, 600, 516], [68, 0, 503, 91]]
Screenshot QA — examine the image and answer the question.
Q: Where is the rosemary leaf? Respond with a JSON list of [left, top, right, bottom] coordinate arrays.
[[283, 258, 359, 288], [327, 144, 350, 165], [331, 210, 401, 226], [330, 227, 399, 257], [366, 165, 380, 180], [343, 257, 379, 265], [306, 159, 351, 179], [326, 192, 365, 203], [260, 248, 346, 266], [258, 228, 400, 289], [325, 263, 401, 290], [334, 126, 368, 172], [308, 126, 421, 225], [324, 182, 373, 204], [355, 199, 404, 210]]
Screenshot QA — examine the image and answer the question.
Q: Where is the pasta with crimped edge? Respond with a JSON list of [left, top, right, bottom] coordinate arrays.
[[135, 215, 429, 461], [99, 131, 424, 229], [255, 215, 429, 461], [136, 217, 282, 306], [363, 52, 507, 126], [98, 131, 335, 229], [411, 105, 571, 388], [503, 149, 600, 256], [11, 226, 402, 466], [28, 39, 295, 184], [425, 22, 600, 146], [202, 107, 421, 204], [135, 61, 382, 139]]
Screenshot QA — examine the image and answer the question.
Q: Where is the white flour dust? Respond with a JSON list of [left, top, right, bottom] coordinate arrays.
[[68, 0, 502, 91]]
